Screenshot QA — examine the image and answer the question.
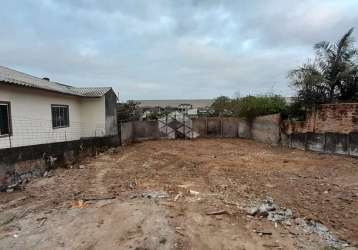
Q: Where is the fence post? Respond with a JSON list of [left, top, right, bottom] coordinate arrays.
[[166, 114, 168, 137], [183, 117, 186, 140], [220, 118, 223, 138], [8, 134, 12, 148], [119, 121, 122, 145], [304, 133, 308, 151], [236, 119, 239, 138], [347, 133, 351, 156]]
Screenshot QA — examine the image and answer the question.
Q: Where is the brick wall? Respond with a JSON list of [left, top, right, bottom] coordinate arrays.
[[284, 103, 358, 134]]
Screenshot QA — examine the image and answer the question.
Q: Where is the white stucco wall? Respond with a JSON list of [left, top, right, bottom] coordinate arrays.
[[0, 85, 107, 149], [80, 97, 106, 138]]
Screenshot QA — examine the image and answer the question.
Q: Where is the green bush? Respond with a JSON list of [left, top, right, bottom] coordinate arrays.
[[211, 94, 289, 120], [211, 96, 233, 116], [236, 95, 287, 120], [281, 101, 307, 121]]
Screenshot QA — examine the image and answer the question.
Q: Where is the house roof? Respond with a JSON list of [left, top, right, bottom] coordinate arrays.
[[0, 66, 112, 97]]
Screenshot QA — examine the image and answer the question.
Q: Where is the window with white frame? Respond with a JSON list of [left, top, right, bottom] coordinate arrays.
[[51, 105, 69, 128], [0, 102, 11, 136]]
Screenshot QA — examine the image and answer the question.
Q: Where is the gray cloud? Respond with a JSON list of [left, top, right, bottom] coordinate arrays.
[[0, 0, 357, 100]]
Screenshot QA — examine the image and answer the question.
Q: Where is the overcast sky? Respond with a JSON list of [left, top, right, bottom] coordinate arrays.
[[1, 0, 357, 101]]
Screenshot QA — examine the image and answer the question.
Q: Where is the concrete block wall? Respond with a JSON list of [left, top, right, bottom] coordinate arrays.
[[222, 118, 239, 138], [132, 121, 160, 141], [350, 133, 358, 156], [0, 136, 120, 190], [120, 122, 134, 145], [238, 119, 251, 138], [251, 114, 281, 145], [120, 121, 160, 144], [206, 118, 222, 137], [289, 132, 358, 157], [122, 115, 281, 145], [190, 115, 281, 144]]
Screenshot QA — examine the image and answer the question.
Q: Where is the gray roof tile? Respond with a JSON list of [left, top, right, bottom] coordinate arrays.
[[0, 66, 112, 97]]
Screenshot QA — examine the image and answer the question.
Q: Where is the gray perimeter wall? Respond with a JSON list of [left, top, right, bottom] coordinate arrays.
[[192, 115, 281, 145], [120, 121, 160, 145], [0, 136, 120, 190], [289, 132, 358, 157], [122, 114, 281, 145], [120, 122, 134, 145]]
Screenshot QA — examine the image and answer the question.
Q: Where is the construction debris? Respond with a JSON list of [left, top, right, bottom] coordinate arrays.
[[174, 192, 183, 201], [140, 191, 169, 199], [206, 210, 231, 216], [1, 139, 357, 249], [189, 190, 200, 196], [245, 197, 292, 222], [246, 198, 350, 249], [295, 218, 349, 249], [71, 199, 87, 209]]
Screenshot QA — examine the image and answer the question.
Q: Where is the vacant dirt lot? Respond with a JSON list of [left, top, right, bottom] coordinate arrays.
[[0, 139, 357, 250]]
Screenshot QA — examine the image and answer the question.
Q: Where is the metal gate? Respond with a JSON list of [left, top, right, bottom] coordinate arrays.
[[158, 112, 193, 139]]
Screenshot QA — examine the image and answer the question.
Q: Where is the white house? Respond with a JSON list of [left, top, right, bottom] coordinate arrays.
[[0, 66, 118, 149]]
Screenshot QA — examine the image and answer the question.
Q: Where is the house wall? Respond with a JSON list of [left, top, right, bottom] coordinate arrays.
[[0, 85, 82, 149], [80, 96, 106, 137], [0, 85, 111, 149]]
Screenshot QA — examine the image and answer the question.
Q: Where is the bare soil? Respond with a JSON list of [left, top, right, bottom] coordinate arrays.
[[0, 139, 357, 250]]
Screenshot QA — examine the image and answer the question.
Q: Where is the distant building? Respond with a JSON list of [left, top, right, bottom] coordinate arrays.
[[134, 99, 214, 117], [135, 99, 214, 109]]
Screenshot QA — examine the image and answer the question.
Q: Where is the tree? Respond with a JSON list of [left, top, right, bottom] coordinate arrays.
[[289, 62, 326, 107], [211, 96, 233, 116], [289, 28, 358, 107], [117, 100, 141, 122], [236, 95, 287, 120], [211, 95, 287, 120]]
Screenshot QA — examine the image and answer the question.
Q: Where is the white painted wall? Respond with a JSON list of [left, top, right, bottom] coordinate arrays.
[[0, 85, 107, 149], [80, 97, 106, 138]]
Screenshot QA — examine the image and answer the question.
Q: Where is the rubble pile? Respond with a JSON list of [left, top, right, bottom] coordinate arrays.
[[246, 197, 351, 249], [246, 197, 293, 222]]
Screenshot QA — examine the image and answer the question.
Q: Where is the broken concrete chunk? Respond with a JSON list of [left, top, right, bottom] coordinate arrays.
[[140, 191, 169, 199], [206, 210, 230, 216], [267, 208, 293, 222], [258, 202, 277, 216], [174, 192, 183, 201], [189, 190, 200, 196], [246, 198, 278, 217], [127, 180, 137, 190], [246, 207, 259, 216]]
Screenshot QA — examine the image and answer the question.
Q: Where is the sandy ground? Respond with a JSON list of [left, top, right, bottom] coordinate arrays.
[[0, 138, 357, 250]]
